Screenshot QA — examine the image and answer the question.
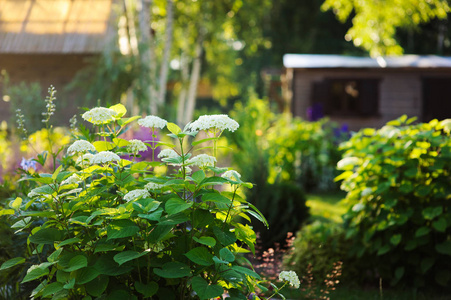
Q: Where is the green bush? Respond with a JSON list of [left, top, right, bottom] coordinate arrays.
[[337, 116, 451, 288], [283, 221, 351, 285]]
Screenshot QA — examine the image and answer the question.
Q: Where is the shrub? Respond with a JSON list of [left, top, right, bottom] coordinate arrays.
[[283, 221, 351, 286], [0, 103, 299, 299], [337, 116, 451, 289]]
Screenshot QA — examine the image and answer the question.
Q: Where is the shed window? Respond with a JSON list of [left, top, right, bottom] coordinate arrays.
[[311, 78, 379, 117]]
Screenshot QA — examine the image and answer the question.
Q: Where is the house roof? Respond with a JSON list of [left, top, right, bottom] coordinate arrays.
[[283, 54, 451, 69], [0, 0, 116, 54]]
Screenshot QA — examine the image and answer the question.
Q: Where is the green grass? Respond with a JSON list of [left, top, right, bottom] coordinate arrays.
[[305, 191, 348, 223]]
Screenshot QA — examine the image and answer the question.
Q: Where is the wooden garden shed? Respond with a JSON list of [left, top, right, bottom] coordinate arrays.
[[283, 54, 451, 130], [0, 0, 116, 124]]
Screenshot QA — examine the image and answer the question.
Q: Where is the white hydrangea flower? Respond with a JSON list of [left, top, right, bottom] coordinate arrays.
[[145, 182, 165, 191], [67, 140, 96, 154], [138, 115, 167, 129], [361, 187, 373, 197], [27, 190, 40, 198], [221, 170, 241, 181], [158, 149, 179, 159], [76, 153, 94, 166], [81, 107, 117, 125], [124, 189, 150, 202], [187, 154, 216, 168], [127, 139, 147, 155], [189, 114, 239, 132], [279, 271, 300, 289], [62, 174, 82, 185], [91, 151, 121, 164]]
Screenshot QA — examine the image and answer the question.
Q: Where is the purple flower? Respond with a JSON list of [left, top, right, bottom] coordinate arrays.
[[20, 157, 37, 171], [307, 103, 324, 121]]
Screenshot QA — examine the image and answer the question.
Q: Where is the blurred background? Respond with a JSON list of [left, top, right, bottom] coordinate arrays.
[[1, 0, 451, 299]]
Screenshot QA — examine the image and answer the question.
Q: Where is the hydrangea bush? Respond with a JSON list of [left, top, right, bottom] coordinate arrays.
[[1, 103, 298, 299]]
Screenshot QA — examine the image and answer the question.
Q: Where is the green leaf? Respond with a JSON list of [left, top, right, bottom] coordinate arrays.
[[220, 248, 235, 263], [231, 266, 261, 279], [167, 122, 181, 134], [201, 192, 231, 205], [394, 266, 405, 280], [432, 217, 447, 232], [191, 276, 223, 300], [415, 226, 431, 237], [213, 226, 236, 246], [94, 254, 133, 276], [0, 257, 25, 270], [135, 281, 158, 298], [165, 198, 193, 215], [109, 103, 127, 118], [0, 209, 14, 216], [52, 164, 63, 180], [436, 241, 451, 255], [22, 266, 49, 283], [94, 243, 124, 253], [114, 250, 148, 266], [92, 141, 115, 151], [58, 237, 81, 247], [390, 234, 402, 246], [185, 247, 214, 266], [107, 220, 140, 240], [75, 266, 100, 284], [192, 209, 214, 228], [192, 170, 206, 183], [192, 137, 218, 146], [85, 275, 109, 297], [29, 228, 63, 244], [193, 236, 216, 247], [64, 255, 88, 272], [158, 212, 189, 225], [420, 257, 435, 274], [422, 206, 443, 220], [148, 225, 173, 243], [153, 262, 191, 278], [118, 115, 140, 126], [10, 197, 22, 210], [435, 270, 451, 286], [41, 282, 64, 298], [112, 137, 130, 147], [377, 244, 391, 256]]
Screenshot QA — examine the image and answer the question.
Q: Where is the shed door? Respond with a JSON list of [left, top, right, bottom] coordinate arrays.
[[422, 78, 451, 122]]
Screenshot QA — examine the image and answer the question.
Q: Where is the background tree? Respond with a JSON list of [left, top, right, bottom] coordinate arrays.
[[321, 0, 450, 56]]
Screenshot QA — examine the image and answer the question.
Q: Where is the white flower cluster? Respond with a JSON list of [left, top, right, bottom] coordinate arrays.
[[181, 166, 192, 174], [127, 139, 147, 154], [124, 189, 150, 202], [279, 271, 300, 289], [145, 182, 165, 190], [62, 174, 82, 185], [189, 114, 239, 132], [76, 153, 94, 166], [67, 140, 96, 154], [187, 154, 216, 168], [91, 151, 121, 164], [158, 149, 179, 159], [82, 107, 117, 125], [138, 115, 167, 129], [221, 170, 241, 181]]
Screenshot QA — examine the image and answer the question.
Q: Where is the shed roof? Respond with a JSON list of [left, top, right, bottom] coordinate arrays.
[[0, 0, 116, 54], [283, 54, 451, 69]]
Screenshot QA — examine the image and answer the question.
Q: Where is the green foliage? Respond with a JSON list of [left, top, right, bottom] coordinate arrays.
[[337, 116, 451, 289], [322, 0, 450, 56], [0, 103, 299, 299], [228, 99, 347, 247], [283, 221, 351, 285]]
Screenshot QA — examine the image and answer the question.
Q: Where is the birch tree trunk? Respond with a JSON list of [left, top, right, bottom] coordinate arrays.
[[157, 0, 173, 109], [138, 0, 158, 114], [176, 51, 189, 126], [182, 33, 204, 125]]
